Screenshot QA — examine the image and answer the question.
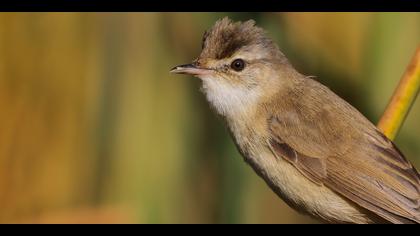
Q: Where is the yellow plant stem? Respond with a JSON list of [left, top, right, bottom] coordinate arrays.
[[377, 45, 420, 140]]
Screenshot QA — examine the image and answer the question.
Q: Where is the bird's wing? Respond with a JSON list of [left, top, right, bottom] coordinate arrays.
[[266, 81, 420, 224]]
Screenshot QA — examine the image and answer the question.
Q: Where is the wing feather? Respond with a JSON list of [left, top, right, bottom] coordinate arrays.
[[266, 78, 420, 223]]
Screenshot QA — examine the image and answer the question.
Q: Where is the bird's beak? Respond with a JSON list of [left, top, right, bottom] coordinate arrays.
[[170, 63, 211, 76]]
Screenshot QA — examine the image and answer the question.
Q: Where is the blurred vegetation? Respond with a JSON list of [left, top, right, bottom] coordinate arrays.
[[0, 12, 419, 224]]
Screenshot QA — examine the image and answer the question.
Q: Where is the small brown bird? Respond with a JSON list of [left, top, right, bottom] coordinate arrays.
[[171, 17, 420, 224]]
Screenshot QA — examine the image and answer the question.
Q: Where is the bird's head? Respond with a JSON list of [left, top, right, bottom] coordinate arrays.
[[171, 17, 291, 116]]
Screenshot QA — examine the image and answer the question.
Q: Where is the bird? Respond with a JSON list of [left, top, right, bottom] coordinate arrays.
[[170, 17, 420, 224]]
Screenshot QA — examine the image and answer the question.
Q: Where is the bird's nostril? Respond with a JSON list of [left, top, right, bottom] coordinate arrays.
[[194, 60, 201, 67]]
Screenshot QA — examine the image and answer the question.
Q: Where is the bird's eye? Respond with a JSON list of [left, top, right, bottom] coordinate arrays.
[[230, 59, 245, 71]]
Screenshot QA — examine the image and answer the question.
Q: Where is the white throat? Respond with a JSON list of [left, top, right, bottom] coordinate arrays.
[[200, 76, 260, 119]]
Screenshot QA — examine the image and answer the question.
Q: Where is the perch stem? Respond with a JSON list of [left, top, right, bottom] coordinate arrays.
[[377, 45, 420, 140]]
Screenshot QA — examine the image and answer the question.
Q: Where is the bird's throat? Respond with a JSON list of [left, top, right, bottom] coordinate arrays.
[[201, 77, 261, 119]]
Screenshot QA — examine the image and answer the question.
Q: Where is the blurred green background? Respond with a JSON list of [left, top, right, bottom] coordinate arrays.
[[0, 12, 419, 224]]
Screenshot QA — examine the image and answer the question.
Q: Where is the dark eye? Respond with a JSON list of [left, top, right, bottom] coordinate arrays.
[[231, 59, 245, 71]]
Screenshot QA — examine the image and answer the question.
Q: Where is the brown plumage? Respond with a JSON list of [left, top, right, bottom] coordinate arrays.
[[172, 17, 420, 224], [200, 17, 285, 62], [266, 77, 420, 223]]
